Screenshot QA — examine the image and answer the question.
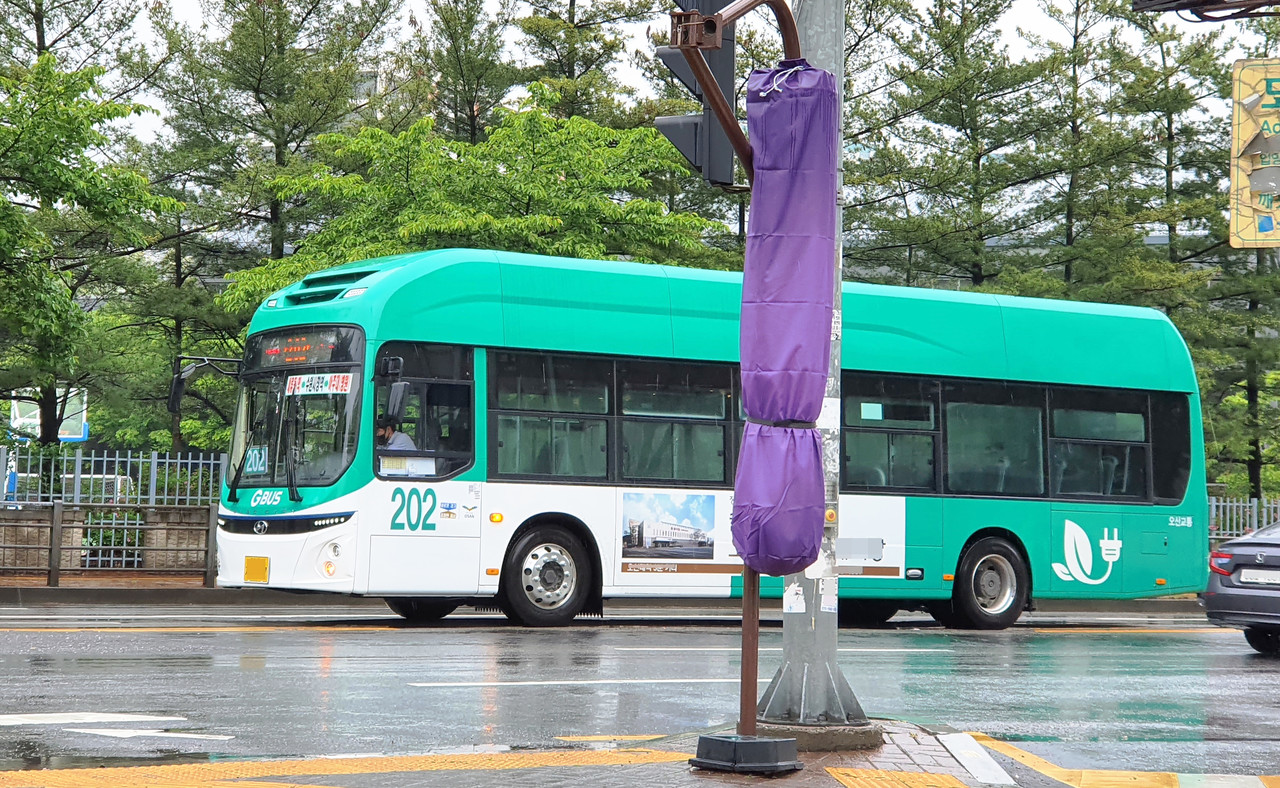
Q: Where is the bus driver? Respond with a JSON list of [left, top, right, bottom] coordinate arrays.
[[375, 415, 416, 450]]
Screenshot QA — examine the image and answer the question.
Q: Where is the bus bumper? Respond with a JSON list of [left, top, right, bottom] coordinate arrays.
[[215, 525, 357, 593]]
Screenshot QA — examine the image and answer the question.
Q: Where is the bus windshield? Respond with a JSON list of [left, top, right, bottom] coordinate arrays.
[[227, 326, 364, 493]]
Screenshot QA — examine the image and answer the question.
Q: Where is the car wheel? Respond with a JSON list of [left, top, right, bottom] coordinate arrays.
[[1244, 627, 1280, 654], [500, 525, 593, 627], [385, 598, 458, 623], [837, 599, 898, 628], [952, 536, 1029, 630]]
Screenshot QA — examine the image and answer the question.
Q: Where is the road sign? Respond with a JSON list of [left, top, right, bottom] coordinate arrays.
[[1231, 59, 1280, 248], [655, 0, 736, 188]]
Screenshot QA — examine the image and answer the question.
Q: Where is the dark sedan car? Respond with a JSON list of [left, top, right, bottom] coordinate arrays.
[[1203, 524, 1280, 653]]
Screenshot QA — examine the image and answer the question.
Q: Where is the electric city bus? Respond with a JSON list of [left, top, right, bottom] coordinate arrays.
[[209, 248, 1208, 628]]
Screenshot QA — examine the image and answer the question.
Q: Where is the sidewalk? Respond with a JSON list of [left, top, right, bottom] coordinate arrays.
[[0, 721, 1020, 788]]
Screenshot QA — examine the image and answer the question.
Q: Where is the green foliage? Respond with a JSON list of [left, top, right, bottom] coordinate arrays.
[[221, 86, 717, 310]]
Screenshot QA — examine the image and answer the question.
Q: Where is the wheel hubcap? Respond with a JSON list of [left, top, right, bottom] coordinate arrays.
[[520, 543, 576, 610], [972, 554, 1015, 615]]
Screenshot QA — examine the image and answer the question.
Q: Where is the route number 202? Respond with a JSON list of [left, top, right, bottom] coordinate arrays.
[[390, 487, 437, 531]]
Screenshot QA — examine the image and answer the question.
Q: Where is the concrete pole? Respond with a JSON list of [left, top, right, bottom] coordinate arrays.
[[756, 0, 879, 747]]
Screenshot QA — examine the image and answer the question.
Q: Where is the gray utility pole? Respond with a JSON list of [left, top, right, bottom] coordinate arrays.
[[756, 0, 880, 747]]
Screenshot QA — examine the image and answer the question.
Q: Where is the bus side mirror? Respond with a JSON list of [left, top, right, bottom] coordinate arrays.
[[377, 356, 404, 379], [386, 381, 410, 422], [167, 363, 197, 415]]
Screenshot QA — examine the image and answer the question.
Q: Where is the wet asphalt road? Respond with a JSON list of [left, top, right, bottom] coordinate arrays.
[[0, 605, 1275, 776]]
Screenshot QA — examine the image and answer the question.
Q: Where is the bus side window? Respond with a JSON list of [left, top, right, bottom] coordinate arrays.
[[1151, 392, 1191, 505], [944, 382, 1045, 497], [374, 342, 474, 479]]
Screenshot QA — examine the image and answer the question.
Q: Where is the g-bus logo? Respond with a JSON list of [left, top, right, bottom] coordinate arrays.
[[249, 490, 283, 507]]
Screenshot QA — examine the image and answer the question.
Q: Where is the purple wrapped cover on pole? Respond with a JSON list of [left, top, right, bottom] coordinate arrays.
[[731, 60, 839, 577]]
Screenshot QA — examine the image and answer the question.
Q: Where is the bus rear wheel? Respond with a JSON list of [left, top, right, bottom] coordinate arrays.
[[385, 598, 458, 623], [837, 599, 898, 628], [951, 537, 1029, 630], [500, 525, 593, 627]]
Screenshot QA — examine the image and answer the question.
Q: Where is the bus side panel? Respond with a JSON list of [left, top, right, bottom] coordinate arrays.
[[477, 482, 618, 596], [941, 498, 1050, 596], [361, 480, 483, 595]]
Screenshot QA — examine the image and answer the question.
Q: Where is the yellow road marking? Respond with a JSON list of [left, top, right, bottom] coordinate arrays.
[[0, 748, 690, 788], [972, 734, 1177, 788], [556, 735, 664, 741], [1262, 778, 1280, 788], [827, 768, 967, 788]]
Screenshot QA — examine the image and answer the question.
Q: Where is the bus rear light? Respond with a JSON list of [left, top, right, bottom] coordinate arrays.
[[1210, 551, 1233, 576]]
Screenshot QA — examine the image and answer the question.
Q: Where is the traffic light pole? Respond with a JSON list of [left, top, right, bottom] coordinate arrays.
[[755, 0, 879, 748], [667, 0, 881, 752]]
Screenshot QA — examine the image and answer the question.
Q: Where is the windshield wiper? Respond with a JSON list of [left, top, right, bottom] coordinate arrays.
[[284, 397, 303, 503], [226, 449, 251, 503]]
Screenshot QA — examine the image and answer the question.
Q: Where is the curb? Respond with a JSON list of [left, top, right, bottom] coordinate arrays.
[[0, 585, 1205, 613]]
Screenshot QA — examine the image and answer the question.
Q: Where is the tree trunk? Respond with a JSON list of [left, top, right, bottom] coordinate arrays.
[[1247, 285, 1262, 500], [270, 141, 287, 259], [37, 385, 60, 446]]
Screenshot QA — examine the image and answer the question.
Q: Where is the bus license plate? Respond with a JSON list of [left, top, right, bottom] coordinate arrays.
[[244, 556, 270, 583], [1239, 568, 1280, 585]]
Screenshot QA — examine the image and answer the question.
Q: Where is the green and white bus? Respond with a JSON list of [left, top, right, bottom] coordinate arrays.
[[214, 248, 1207, 628]]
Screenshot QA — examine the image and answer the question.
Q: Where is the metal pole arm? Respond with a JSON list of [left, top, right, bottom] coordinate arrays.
[[669, 0, 802, 185]]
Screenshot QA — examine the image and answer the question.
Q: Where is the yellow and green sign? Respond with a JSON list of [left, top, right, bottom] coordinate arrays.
[[1231, 59, 1280, 247]]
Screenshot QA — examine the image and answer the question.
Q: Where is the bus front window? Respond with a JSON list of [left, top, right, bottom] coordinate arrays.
[[227, 326, 364, 495]]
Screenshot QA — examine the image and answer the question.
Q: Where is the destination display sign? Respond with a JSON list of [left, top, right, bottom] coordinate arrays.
[[245, 326, 362, 369], [285, 373, 353, 396]]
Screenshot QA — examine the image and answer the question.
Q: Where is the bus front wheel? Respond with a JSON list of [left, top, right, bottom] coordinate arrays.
[[385, 598, 458, 623], [952, 537, 1029, 630], [500, 525, 593, 627]]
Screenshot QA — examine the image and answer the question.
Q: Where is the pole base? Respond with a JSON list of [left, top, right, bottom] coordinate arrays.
[[756, 720, 883, 752], [688, 734, 803, 774]]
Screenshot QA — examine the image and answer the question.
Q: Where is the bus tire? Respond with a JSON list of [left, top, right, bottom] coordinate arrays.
[[500, 525, 592, 627], [952, 537, 1028, 630], [926, 600, 963, 628], [385, 598, 458, 623], [837, 599, 898, 628]]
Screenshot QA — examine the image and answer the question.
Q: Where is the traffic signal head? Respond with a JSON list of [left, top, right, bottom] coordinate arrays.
[[655, 1, 736, 189]]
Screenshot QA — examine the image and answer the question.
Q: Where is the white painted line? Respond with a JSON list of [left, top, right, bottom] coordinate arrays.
[[0, 613, 386, 621], [411, 678, 769, 688], [0, 713, 185, 727], [1177, 774, 1266, 788], [64, 728, 234, 741], [614, 647, 951, 653], [939, 733, 1016, 786]]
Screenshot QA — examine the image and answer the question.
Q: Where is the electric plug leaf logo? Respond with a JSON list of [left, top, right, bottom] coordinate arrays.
[[1051, 519, 1122, 585]]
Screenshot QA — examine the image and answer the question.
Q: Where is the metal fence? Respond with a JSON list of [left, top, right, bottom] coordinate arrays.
[[0, 447, 222, 585], [1, 446, 225, 506], [1209, 496, 1280, 542]]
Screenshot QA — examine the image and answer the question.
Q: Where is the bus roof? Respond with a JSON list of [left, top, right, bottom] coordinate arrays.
[[251, 248, 1197, 393]]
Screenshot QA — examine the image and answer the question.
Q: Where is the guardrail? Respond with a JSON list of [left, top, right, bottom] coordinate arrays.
[[2, 447, 225, 506], [1209, 496, 1280, 542]]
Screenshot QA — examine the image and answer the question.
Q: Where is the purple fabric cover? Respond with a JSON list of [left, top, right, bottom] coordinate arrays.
[[731, 59, 839, 577]]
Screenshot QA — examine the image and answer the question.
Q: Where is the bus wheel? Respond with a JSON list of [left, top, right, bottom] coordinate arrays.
[[500, 525, 592, 627], [385, 598, 458, 623], [926, 601, 963, 628], [952, 537, 1028, 630], [837, 599, 898, 628]]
